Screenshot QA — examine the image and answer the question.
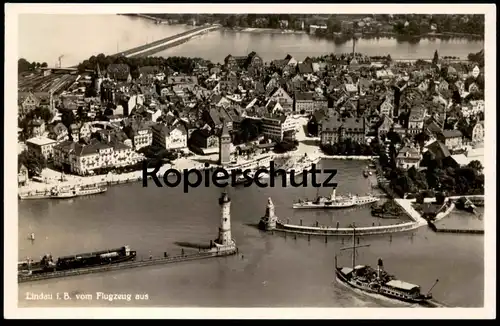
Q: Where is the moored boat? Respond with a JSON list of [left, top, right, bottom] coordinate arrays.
[[335, 226, 439, 305], [50, 184, 107, 199], [293, 187, 379, 209]]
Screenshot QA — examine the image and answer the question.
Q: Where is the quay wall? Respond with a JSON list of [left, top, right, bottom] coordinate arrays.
[[18, 248, 237, 284], [319, 155, 377, 161], [434, 228, 484, 234], [273, 220, 420, 236]]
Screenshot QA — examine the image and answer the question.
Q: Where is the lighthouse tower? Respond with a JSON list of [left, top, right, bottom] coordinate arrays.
[[215, 191, 233, 247]]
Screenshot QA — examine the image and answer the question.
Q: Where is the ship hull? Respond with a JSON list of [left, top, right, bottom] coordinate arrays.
[[293, 197, 379, 209], [293, 203, 355, 209], [335, 267, 429, 304]]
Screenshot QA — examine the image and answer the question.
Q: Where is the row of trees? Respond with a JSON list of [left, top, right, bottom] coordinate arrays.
[[377, 130, 484, 198], [18, 58, 48, 73], [77, 54, 211, 75], [392, 15, 484, 37]]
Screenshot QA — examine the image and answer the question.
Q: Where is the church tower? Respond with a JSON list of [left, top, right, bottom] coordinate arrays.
[[216, 191, 232, 246], [95, 63, 104, 95], [219, 123, 231, 166]]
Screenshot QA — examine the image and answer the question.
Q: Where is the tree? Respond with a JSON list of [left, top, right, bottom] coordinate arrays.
[[61, 110, 76, 130], [18, 150, 47, 178], [432, 50, 439, 65], [467, 160, 483, 174], [18, 58, 33, 73]]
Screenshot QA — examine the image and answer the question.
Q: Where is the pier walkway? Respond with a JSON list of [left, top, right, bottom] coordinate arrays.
[[114, 24, 221, 58]]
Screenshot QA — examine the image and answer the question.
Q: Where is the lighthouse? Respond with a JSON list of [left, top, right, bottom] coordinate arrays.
[[215, 191, 233, 247]]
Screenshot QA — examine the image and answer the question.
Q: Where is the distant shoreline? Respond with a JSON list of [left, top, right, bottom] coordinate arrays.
[[224, 27, 306, 35]]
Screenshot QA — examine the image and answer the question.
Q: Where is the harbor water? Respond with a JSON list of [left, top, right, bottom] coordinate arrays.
[[18, 159, 484, 307]]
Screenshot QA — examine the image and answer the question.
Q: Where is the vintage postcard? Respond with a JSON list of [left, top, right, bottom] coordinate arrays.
[[4, 3, 496, 319]]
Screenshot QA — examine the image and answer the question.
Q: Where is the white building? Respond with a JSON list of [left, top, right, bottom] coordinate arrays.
[[152, 123, 188, 150], [261, 115, 298, 142], [26, 136, 57, 161]]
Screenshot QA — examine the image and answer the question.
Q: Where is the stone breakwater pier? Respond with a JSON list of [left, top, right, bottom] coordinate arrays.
[[18, 192, 238, 283], [257, 196, 473, 237]]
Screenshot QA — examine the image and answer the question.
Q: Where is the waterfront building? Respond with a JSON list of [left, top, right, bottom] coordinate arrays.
[[188, 129, 219, 154], [53, 139, 135, 175], [26, 136, 56, 161], [320, 112, 366, 145], [152, 123, 188, 150], [261, 114, 297, 142]]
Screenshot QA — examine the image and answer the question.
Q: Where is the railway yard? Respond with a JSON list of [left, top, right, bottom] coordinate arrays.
[[18, 71, 80, 95]]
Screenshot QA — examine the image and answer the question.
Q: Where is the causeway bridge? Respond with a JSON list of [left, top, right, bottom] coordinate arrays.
[[113, 24, 221, 58]]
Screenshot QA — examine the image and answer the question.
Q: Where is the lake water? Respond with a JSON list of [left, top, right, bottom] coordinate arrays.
[[18, 14, 484, 67], [18, 159, 484, 307], [17, 14, 484, 308]]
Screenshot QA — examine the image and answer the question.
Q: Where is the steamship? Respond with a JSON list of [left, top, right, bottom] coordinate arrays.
[[293, 186, 379, 209], [335, 227, 439, 304]]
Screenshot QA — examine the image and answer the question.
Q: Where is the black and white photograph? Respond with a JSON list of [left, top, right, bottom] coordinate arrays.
[[4, 3, 495, 319]]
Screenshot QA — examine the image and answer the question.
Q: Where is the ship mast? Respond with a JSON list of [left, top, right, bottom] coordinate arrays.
[[339, 223, 370, 270]]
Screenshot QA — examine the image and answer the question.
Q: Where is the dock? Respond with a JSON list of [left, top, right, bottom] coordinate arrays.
[[258, 197, 421, 237], [18, 248, 236, 284]]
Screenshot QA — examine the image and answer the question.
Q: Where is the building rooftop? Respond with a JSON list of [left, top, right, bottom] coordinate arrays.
[[26, 136, 56, 146]]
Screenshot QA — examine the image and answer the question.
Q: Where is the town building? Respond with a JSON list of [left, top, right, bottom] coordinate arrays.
[[29, 119, 46, 137], [471, 121, 485, 144], [407, 106, 425, 135], [396, 145, 422, 170], [26, 136, 57, 161], [152, 123, 188, 150], [124, 121, 153, 151], [294, 92, 315, 114], [437, 130, 463, 151], [261, 114, 297, 142], [53, 139, 135, 176], [320, 113, 367, 145]]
